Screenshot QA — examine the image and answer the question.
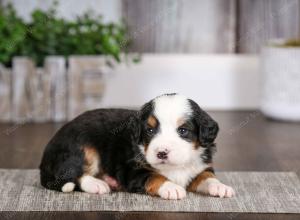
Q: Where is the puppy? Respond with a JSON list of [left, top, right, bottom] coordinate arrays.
[[40, 93, 234, 199]]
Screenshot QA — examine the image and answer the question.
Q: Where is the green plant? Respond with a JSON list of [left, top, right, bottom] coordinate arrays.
[[0, 2, 130, 67], [0, 4, 26, 66], [63, 13, 128, 61]]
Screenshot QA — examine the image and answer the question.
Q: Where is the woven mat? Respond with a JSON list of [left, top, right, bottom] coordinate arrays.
[[0, 169, 300, 213]]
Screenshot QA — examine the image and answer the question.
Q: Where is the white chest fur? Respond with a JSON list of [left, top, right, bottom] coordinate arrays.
[[158, 160, 208, 188]]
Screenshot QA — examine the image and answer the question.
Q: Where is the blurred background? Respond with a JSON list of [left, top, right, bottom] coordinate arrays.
[[1, 0, 300, 121], [0, 0, 299, 170]]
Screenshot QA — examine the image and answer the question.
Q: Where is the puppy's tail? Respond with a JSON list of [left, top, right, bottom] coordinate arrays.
[[61, 182, 76, 193]]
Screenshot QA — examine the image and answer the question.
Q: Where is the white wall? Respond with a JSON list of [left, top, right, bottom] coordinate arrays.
[[3, 1, 261, 110], [101, 54, 260, 110]]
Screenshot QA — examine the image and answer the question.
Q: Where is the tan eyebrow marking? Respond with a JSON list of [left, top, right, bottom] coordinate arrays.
[[176, 117, 186, 127], [147, 115, 157, 127]]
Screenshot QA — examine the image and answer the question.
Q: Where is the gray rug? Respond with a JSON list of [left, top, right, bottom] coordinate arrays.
[[0, 169, 300, 213]]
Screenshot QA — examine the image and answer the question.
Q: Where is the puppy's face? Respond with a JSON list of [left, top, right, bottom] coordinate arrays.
[[138, 94, 218, 170]]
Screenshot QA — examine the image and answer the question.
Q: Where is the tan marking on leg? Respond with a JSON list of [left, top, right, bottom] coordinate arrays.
[[145, 173, 168, 196], [82, 145, 101, 176], [187, 169, 215, 192]]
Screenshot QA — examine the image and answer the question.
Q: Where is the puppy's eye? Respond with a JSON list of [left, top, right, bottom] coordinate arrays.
[[178, 127, 188, 136], [146, 127, 155, 135]]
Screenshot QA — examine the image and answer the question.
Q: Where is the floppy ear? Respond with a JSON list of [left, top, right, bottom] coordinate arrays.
[[128, 100, 154, 145], [188, 99, 219, 146], [198, 114, 219, 146], [139, 100, 153, 121]]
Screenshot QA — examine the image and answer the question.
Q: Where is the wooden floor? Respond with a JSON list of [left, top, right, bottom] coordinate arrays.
[[0, 111, 299, 219]]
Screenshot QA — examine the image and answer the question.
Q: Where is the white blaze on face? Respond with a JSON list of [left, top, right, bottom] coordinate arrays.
[[145, 95, 194, 169]]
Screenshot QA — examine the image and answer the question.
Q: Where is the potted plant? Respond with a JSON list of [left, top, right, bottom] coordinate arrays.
[[0, 2, 134, 122], [0, 2, 129, 67], [260, 39, 300, 121]]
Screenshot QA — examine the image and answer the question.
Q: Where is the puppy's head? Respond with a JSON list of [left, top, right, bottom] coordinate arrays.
[[138, 94, 218, 170]]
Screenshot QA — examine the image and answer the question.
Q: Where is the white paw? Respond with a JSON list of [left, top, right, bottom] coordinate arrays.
[[80, 175, 110, 195], [207, 181, 235, 198], [158, 181, 186, 200]]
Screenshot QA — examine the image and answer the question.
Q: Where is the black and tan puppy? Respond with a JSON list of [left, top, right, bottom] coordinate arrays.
[[40, 93, 234, 199]]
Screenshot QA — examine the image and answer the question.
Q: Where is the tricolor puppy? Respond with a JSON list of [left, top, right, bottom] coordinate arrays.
[[40, 94, 234, 199]]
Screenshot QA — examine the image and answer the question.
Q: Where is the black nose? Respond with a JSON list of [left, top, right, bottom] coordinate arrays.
[[157, 151, 168, 160]]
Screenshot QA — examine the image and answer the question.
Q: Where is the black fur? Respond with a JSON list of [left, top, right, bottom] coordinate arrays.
[[40, 109, 152, 193], [188, 99, 219, 163], [40, 95, 219, 193]]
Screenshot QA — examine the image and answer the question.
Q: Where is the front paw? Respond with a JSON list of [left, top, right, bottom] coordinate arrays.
[[158, 181, 186, 200], [208, 181, 235, 198]]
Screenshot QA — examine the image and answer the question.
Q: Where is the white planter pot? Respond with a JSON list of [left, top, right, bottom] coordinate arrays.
[[260, 40, 300, 121]]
